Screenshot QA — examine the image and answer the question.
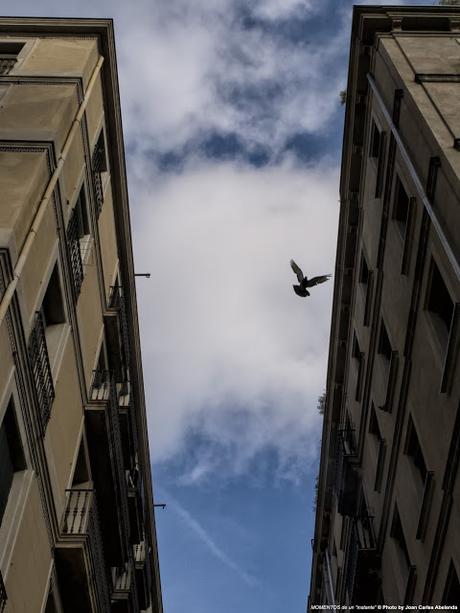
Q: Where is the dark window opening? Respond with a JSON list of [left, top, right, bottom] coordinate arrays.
[[74, 186, 90, 239], [95, 130, 108, 173], [359, 252, 369, 285], [369, 121, 381, 159], [390, 506, 411, 570], [378, 321, 392, 363], [443, 562, 460, 606], [426, 260, 454, 347], [92, 130, 108, 217], [0, 41, 24, 75], [393, 177, 410, 236], [352, 334, 361, 361], [404, 415, 427, 485], [369, 404, 382, 440], [42, 264, 66, 328], [0, 400, 26, 525], [72, 439, 90, 487], [45, 589, 58, 613]]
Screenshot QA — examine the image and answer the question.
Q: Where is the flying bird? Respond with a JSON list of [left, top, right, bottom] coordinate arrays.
[[290, 259, 331, 297]]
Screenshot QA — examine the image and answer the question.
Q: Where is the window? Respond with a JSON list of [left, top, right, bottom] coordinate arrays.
[[360, 252, 373, 326], [369, 404, 382, 439], [390, 505, 411, 570], [352, 334, 364, 401], [369, 404, 386, 492], [359, 252, 369, 285], [0, 41, 24, 75], [443, 562, 460, 606], [369, 120, 381, 159], [41, 263, 66, 355], [378, 321, 392, 364], [426, 259, 454, 350], [67, 186, 90, 299], [92, 130, 108, 217], [29, 263, 66, 431], [393, 176, 410, 237], [404, 415, 427, 485], [0, 400, 26, 526]]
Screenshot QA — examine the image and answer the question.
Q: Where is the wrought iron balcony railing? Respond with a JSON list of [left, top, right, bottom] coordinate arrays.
[[29, 311, 55, 433], [335, 426, 359, 516], [109, 284, 131, 365], [134, 539, 146, 569], [344, 514, 379, 605], [0, 569, 6, 613], [0, 56, 16, 75], [61, 488, 111, 612], [111, 562, 132, 597], [67, 207, 84, 299], [92, 143, 105, 217], [91, 370, 130, 547]]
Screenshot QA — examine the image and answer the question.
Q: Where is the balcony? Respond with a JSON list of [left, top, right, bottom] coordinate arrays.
[[55, 488, 111, 613], [85, 372, 130, 567], [92, 141, 105, 217], [134, 538, 152, 611], [344, 514, 380, 605], [28, 311, 55, 433], [118, 382, 140, 474], [105, 285, 130, 384], [67, 207, 84, 299], [335, 427, 359, 516], [0, 56, 16, 75], [126, 467, 144, 545]]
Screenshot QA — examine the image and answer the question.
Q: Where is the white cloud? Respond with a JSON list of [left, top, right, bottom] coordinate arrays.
[[133, 156, 339, 478], [115, 0, 349, 154]]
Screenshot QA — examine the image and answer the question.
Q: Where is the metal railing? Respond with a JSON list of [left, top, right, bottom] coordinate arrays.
[[0, 56, 16, 75], [344, 514, 377, 602], [92, 143, 105, 217], [62, 489, 111, 612], [334, 426, 357, 499], [67, 207, 84, 299], [0, 570, 6, 613], [134, 540, 146, 568], [111, 562, 131, 595], [109, 284, 131, 366], [29, 311, 55, 433], [91, 370, 131, 548]]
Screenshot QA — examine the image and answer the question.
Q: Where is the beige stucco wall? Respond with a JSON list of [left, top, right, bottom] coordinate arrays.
[[0, 83, 78, 153], [15, 37, 99, 90], [98, 183, 119, 303], [0, 151, 50, 254], [44, 334, 84, 519], [4, 479, 51, 613]]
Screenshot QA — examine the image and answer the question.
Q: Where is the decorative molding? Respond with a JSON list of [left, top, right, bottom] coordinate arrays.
[[415, 73, 460, 83]]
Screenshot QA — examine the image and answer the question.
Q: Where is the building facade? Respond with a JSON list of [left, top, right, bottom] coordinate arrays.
[[309, 5, 460, 608], [0, 19, 162, 613]]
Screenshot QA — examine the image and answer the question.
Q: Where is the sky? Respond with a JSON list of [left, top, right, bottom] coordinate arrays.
[[1, 0, 435, 611]]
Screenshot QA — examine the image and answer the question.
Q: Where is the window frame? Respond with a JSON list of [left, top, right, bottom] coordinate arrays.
[[0, 383, 33, 572]]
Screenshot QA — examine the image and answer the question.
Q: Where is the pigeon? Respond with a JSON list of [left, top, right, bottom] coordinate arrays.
[[290, 259, 331, 297]]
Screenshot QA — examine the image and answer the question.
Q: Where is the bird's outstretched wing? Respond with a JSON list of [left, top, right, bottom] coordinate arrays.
[[293, 285, 310, 297], [305, 274, 332, 287], [290, 259, 304, 283]]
